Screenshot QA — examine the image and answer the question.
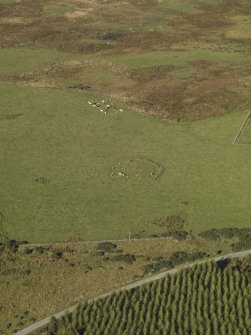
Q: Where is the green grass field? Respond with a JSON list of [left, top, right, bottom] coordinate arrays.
[[0, 48, 74, 77], [0, 83, 251, 243], [111, 47, 251, 68], [0, 0, 251, 243]]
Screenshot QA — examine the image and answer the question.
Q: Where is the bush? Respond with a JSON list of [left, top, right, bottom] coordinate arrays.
[[5, 240, 19, 253], [199, 229, 220, 240], [169, 251, 207, 265], [143, 251, 207, 274], [51, 251, 63, 260], [34, 246, 45, 254], [91, 250, 105, 256], [218, 228, 240, 239], [0, 242, 5, 254], [152, 215, 185, 230], [111, 254, 136, 264], [18, 246, 33, 254], [83, 264, 93, 272], [143, 259, 173, 274], [199, 227, 251, 240], [231, 240, 251, 252], [4, 239, 29, 253], [47, 316, 57, 335], [96, 242, 117, 252], [161, 230, 189, 240], [239, 230, 251, 243]]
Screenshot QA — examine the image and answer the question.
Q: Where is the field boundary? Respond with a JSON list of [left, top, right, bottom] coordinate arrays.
[[14, 249, 251, 335], [232, 110, 251, 145], [25, 236, 173, 248]]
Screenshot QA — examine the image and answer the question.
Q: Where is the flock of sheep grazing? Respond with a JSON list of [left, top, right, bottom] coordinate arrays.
[[88, 100, 123, 114]]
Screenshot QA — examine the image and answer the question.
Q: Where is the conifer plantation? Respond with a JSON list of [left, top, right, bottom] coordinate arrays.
[[48, 257, 251, 335]]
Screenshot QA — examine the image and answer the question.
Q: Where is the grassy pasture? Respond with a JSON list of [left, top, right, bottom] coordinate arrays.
[[0, 48, 76, 77], [226, 15, 251, 40], [0, 84, 251, 243], [43, 5, 71, 16], [159, 0, 218, 14], [0, 0, 251, 242], [110, 47, 251, 68]]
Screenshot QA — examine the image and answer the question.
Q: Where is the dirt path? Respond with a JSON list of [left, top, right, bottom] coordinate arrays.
[[14, 249, 251, 335]]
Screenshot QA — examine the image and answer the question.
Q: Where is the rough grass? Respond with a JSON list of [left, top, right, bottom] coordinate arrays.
[[0, 48, 77, 76], [111, 47, 251, 68], [0, 84, 251, 243], [226, 15, 251, 39]]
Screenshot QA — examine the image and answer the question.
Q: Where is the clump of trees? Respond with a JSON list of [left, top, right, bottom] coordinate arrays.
[[143, 251, 208, 274], [0, 239, 29, 254], [111, 254, 136, 264], [96, 242, 117, 252], [47, 257, 251, 335], [199, 227, 251, 251]]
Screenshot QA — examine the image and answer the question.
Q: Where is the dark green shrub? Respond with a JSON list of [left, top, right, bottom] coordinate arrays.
[[83, 264, 93, 272], [5, 240, 19, 252], [114, 249, 123, 254], [23, 248, 33, 255], [0, 242, 5, 254], [169, 251, 207, 265], [199, 227, 251, 240], [96, 242, 117, 252], [239, 230, 251, 243], [199, 229, 220, 240], [161, 230, 189, 240], [91, 250, 105, 256], [111, 254, 136, 264], [218, 228, 240, 239], [52, 251, 63, 260], [143, 259, 173, 274], [47, 316, 57, 335], [34, 246, 45, 254], [231, 240, 251, 252]]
